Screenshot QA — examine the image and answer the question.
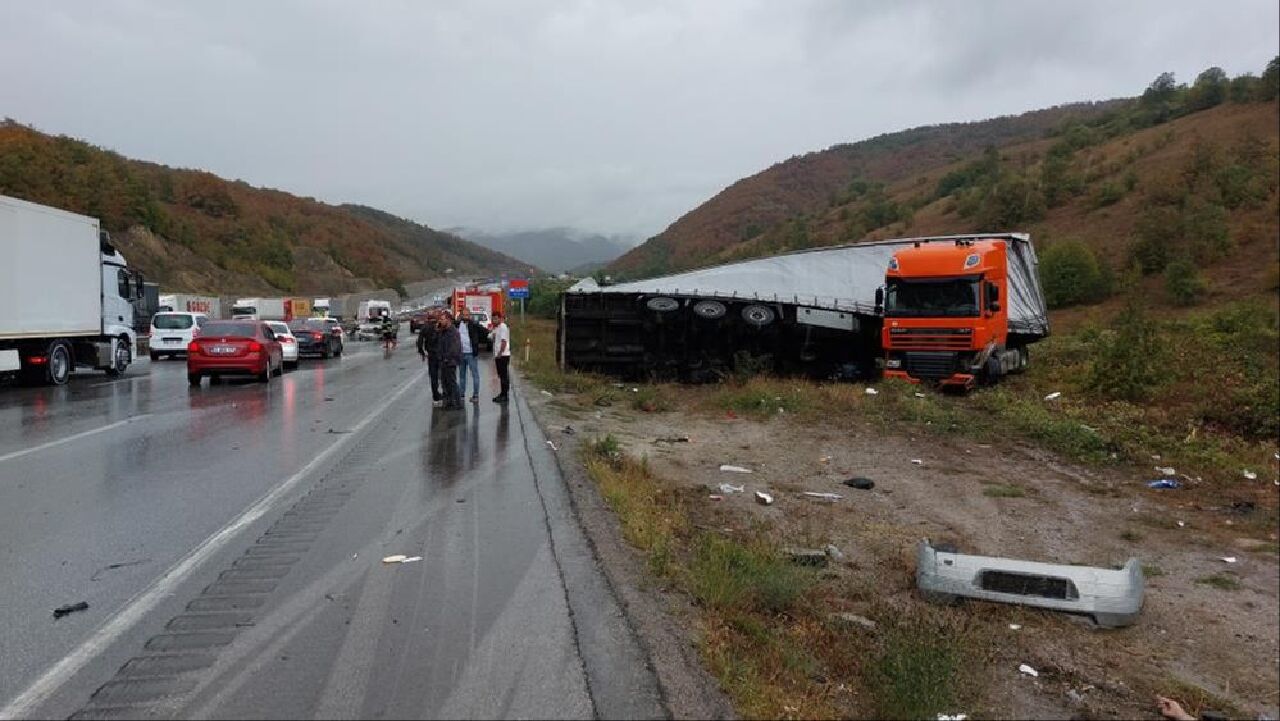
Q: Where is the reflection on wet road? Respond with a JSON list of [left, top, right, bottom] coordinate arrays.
[[0, 343, 661, 719]]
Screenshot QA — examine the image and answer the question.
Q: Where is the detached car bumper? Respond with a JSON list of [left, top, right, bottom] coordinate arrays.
[[916, 540, 1143, 628]]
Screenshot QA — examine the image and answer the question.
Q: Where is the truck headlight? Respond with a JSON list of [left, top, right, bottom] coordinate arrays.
[[886, 359, 902, 369]]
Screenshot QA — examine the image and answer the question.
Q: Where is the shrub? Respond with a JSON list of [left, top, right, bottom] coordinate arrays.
[[1088, 301, 1164, 401], [1040, 240, 1112, 308], [1164, 256, 1207, 306]]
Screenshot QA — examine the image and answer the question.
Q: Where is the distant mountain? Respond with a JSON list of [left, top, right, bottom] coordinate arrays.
[[455, 227, 634, 274], [0, 120, 529, 295]]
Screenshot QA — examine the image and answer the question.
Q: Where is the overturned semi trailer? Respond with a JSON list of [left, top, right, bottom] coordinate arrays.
[[559, 233, 1048, 384]]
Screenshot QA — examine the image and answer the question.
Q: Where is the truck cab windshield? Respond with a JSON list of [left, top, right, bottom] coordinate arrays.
[[885, 277, 980, 317]]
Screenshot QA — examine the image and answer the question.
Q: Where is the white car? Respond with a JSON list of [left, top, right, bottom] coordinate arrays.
[[149, 312, 208, 360], [266, 321, 299, 369]]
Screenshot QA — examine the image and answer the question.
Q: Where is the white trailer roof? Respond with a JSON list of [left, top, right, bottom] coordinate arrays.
[[573, 233, 1049, 336]]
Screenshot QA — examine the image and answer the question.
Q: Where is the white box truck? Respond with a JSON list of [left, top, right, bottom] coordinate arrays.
[[158, 294, 221, 317], [355, 299, 392, 340], [1, 195, 143, 385], [231, 297, 286, 321]]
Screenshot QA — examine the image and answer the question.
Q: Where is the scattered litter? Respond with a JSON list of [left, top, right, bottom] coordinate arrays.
[[631, 387, 639, 393], [323, 397, 334, 402], [401, 556, 422, 563], [1008, 624, 1022, 631], [327, 429, 352, 434], [819, 455, 832, 463], [53, 602, 89, 619], [1177, 521, 1186, 528], [937, 714, 967, 721], [708, 495, 724, 502], [1147, 479, 1181, 489], [843, 477, 875, 490], [1066, 689, 1085, 705], [546, 441, 559, 452], [914, 392, 926, 398], [719, 464, 752, 474], [1018, 664, 1039, 677], [830, 612, 877, 631], [786, 548, 829, 567], [1151, 454, 1161, 460], [1220, 556, 1237, 564], [456, 498, 466, 503], [717, 483, 745, 494], [1043, 391, 1061, 401], [803, 491, 843, 502], [911, 459, 924, 466], [1243, 470, 1257, 480], [654, 436, 690, 444], [864, 387, 878, 395], [1155, 466, 1177, 476], [90, 558, 151, 581], [382, 555, 408, 563], [725, 410, 738, 420], [562, 426, 575, 435], [754, 491, 774, 506], [824, 544, 845, 561], [540, 390, 553, 397]]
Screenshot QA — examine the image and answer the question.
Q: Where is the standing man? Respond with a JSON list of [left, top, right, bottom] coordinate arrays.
[[456, 309, 484, 403], [437, 311, 464, 410], [491, 311, 511, 404], [416, 309, 443, 405]]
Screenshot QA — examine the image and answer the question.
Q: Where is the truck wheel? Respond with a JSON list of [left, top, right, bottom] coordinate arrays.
[[693, 300, 726, 320], [45, 341, 73, 386], [645, 297, 679, 313], [741, 304, 776, 327], [105, 336, 131, 377]]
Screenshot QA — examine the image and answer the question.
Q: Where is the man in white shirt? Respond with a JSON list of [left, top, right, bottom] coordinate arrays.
[[491, 311, 511, 404]]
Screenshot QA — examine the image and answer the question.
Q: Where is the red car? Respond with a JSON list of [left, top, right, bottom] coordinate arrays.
[[187, 321, 285, 386]]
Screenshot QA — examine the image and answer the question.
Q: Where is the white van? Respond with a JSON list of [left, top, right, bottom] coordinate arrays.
[[149, 311, 209, 360]]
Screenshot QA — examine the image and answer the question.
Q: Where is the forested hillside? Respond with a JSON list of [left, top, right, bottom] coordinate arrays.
[[611, 60, 1280, 294], [0, 122, 532, 295]]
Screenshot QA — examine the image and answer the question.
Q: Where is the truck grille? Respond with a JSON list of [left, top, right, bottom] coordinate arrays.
[[888, 328, 972, 350], [904, 352, 957, 380]]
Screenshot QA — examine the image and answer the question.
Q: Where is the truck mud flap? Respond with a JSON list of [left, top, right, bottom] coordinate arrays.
[[915, 540, 1143, 628]]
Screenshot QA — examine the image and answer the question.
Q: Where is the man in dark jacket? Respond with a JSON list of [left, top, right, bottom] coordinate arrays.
[[436, 311, 464, 410], [416, 309, 443, 404]]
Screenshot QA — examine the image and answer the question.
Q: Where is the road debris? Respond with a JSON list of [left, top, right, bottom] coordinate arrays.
[[53, 602, 90, 619], [716, 483, 745, 494], [830, 612, 877, 631], [708, 495, 724, 502], [1242, 469, 1257, 480], [1155, 466, 1177, 476], [1019, 664, 1039, 677], [937, 714, 968, 721], [562, 425, 575, 435], [864, 387, 878, 395], [1043, 391, 1062, 401], [719, 464, 752, 474], [654, 436, 690, 444], [1220, 556, 1237, 564], [824, 544, 845, 561], [546, 441, 559, 452], [911, 459, 924, 465], [754, 491, 774, 506], [914, 392, 926, 398], [803, 491, 842, 502], [842, 477, 875, 490], [381, 555, 422, 564], [1147, 479, 1181, 489], [1008, 624, 1022, 630], [785, 548, 829, 566], [540, 390, 553, 397], [90, 558, 151, 581], [819, 455, 832, 463]]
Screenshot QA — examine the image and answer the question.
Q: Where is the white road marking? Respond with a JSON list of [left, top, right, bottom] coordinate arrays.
[[0, 368, 426, 720], [0, 415, 150, 465]]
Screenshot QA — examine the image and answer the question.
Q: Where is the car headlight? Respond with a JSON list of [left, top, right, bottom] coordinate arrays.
[[886, 359, 902, 369]]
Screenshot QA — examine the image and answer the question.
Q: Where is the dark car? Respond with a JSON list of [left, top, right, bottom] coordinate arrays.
[[288, 319, 344, 358], [409, 311, 433, 333], [187, 321, 284, 386]]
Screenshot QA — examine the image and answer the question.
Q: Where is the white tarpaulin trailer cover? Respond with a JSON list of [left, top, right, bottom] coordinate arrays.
[[570, 233, 1049, 336]]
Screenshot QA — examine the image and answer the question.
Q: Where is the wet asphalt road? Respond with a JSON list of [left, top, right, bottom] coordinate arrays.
[[0, 338, 662, 719]]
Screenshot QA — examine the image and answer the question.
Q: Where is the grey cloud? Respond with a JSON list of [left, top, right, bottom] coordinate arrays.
[[1, 0, 1275, 238]]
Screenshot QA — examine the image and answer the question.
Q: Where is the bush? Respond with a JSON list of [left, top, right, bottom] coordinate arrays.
[[1164, 256, 1207, 306], [1088, 301, 1164, 401], [1182, 199, 1232, 262], [1040, 240, 1113, 308], [1130, 206, 1181, 273]]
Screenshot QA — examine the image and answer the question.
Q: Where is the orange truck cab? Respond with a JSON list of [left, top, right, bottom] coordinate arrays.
[[878, 238, 1033, 389]]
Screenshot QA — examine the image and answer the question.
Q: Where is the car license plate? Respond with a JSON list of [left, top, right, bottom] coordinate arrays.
[[164, 337, 181, 343], [213, 345, 236, 354]]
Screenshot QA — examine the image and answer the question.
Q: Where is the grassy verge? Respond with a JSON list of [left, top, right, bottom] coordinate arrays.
[[575, 432, 991, 719]]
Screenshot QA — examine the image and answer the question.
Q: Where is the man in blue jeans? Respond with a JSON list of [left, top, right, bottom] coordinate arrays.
[[455, 309, 485, 403]]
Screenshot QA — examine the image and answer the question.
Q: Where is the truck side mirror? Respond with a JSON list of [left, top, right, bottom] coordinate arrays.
[[986, 282, 1000, 312], [874, 287, 884, 314]]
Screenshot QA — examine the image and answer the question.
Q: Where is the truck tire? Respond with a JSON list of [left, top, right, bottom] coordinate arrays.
[[645, 297, 679, 313], [105, 336, 131, 377], [693, 300, 726, 320], [741, 304, 776, 327], [44, 340, 73, 386]]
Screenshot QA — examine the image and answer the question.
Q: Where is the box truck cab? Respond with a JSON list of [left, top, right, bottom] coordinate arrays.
[[879, 238, 1034, 389], [1, 195, 143, 385], [355, 300, 392, 340]]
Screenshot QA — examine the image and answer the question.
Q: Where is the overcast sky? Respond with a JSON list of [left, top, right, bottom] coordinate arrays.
[[2, 1, 1276, 240]]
